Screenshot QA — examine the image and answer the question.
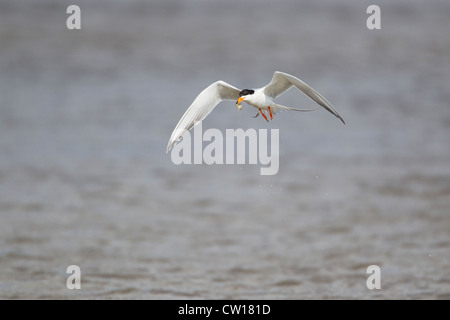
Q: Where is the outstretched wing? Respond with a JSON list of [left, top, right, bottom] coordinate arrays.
[[263, 71, 345, 124], [167, 81, 240, 152]]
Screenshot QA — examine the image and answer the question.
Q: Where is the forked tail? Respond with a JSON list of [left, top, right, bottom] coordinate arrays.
[[271, 103, 320, 113], [253, 104, 319, 118]]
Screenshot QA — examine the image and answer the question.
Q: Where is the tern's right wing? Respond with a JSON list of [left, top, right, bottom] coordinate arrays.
[[166, 81, 240, 152]]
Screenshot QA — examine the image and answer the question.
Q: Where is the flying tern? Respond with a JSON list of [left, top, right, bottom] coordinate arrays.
[[167, 71, 344, 152]]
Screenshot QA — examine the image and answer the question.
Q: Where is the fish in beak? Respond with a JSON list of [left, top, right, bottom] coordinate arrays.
[[235, 96, 245, 110]]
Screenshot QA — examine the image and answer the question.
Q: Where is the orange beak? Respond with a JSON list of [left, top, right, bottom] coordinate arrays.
[[236, 97, 245, 104]]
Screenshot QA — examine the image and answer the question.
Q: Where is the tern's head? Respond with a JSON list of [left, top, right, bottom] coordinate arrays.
[[235, 89, 254, 109]]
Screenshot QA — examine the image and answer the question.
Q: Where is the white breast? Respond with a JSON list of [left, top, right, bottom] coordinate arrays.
[[246, 89, 273, 109]]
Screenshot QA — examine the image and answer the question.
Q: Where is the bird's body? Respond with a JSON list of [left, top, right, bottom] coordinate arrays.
[[167, 71, 344, 152], [240, 88, 272, 109]]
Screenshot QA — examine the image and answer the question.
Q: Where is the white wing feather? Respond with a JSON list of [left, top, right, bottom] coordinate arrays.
[[167, 81, 240, 152], [264, 71, 345, 124]]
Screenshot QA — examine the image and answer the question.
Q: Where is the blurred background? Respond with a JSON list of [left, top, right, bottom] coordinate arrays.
[[0, 0, 449, 299]]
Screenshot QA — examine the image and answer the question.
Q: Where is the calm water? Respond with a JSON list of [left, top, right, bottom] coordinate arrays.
[[0, 0, 449, 299]]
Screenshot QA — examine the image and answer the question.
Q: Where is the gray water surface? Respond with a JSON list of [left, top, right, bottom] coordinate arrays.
[[0, 0, 449, 299]]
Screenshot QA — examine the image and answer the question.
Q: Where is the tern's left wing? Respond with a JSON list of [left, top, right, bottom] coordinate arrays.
[[263, 71, 345, 124], [167, 81, 240, 152]]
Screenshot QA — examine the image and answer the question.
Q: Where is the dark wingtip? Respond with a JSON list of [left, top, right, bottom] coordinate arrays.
[[166, 141, 173, 153], [333, 112, 345, 125]]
